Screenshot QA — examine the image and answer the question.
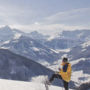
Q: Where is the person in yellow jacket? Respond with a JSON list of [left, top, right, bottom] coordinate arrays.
[[48, 57, 72, 90]]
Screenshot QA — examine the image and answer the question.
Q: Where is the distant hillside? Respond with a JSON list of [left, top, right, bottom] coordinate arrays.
[[0, 49, 53, 81]]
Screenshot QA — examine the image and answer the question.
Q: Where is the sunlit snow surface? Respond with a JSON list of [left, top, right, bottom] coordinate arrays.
[[0, 79, 73, 90]]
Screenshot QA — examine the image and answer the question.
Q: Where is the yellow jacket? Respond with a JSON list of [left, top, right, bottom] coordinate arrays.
[[59, 63, 72, 82]]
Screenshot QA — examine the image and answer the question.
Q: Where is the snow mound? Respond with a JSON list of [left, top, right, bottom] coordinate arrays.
[[0, 79, 73, 90]]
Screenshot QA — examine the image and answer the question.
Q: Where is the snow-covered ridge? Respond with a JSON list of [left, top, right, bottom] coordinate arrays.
[[0, 79, 73, 90], [82, 40, 90, 48], [2, 40, 10, 44], [14, 33, 22, 39]]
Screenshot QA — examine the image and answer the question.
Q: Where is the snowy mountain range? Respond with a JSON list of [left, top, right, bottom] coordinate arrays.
[[0, 26, 90, 88], [1, 26, 90, 50], [44, 37, 82, 49], [0, 26, 24, 44], [61, 30, 90, 41], [0, 26, 60, 64], [0, 26, 90, 64], [26, 31, 49, 41], [44, 29, 90, 50], [1, 35, 60, 64]]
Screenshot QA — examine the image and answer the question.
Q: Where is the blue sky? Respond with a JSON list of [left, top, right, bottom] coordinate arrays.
[[0, 0, 90, 34]]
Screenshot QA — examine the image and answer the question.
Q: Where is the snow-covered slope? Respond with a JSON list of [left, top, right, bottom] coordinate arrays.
[[45, 37, 82, 49], [0, 79, 73, 90], [67, 40, 90, 60]]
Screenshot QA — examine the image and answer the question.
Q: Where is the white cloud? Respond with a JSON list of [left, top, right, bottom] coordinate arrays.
[[0, 5, 37, 25], [0, 6, 90, 35], [9, 23, 90, 35], [44, 8, 90, 25]]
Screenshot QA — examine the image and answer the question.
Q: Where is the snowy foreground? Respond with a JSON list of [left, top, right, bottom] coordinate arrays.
[[0, 79, 73, 90]]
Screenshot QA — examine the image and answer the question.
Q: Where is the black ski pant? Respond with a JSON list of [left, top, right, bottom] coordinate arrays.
[[49, 74, 69, 90]]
